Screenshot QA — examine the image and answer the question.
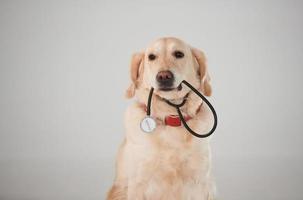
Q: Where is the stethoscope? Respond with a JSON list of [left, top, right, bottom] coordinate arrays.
[[140, 80, 218, 138]]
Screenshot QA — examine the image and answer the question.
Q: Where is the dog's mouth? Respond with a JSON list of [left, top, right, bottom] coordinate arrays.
[[155, 81, 190, 101], [158, 83, 183, 92]]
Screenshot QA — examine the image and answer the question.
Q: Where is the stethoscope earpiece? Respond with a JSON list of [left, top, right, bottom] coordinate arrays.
[[140, 80, 218, 138]]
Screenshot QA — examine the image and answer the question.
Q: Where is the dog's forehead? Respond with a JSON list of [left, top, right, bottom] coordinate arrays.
[[146, 38, 187, 53]]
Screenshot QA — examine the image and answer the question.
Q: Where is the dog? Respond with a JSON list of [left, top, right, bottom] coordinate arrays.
[[107, 37, 216, 200]]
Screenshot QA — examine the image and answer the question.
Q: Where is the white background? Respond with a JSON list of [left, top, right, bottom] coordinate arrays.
[[0, 0, 302, 199]]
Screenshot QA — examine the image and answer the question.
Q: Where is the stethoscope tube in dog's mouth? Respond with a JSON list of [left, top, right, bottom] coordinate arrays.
[[140, 80, 218, 138]]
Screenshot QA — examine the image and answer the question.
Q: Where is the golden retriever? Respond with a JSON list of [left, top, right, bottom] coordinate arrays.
[[107, 37, 216, 200]]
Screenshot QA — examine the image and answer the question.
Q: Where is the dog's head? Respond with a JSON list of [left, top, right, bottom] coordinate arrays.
[[126, 37, 212, 100]]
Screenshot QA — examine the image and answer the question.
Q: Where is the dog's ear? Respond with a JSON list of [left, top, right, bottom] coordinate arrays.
[[191, 48, 212, 96], [125, 52, 144, 98]]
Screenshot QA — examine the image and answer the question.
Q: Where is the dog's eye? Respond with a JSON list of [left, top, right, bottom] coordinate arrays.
[[148, 54, 157, 61], [173, 51, 184, 59]]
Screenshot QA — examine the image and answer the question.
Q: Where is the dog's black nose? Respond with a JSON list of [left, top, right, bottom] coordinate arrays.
[[156, 70, 174, 88]]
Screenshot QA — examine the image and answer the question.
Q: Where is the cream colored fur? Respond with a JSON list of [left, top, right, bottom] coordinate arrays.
[[107, 37, 216, 200]]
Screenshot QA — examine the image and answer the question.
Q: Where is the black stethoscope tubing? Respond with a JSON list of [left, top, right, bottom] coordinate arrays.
[[146, 80, 218, 138]]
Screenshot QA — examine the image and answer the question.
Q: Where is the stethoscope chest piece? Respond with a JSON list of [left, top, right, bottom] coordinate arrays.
[[140, 116, 156, 133]]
